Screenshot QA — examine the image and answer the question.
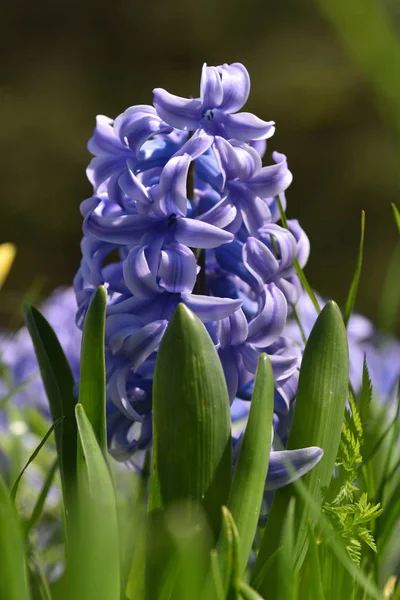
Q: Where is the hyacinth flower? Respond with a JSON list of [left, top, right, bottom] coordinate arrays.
[[75, 61, 323, 491]]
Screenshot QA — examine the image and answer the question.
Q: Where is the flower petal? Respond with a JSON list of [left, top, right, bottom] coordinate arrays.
[[158, 243, 197, 294], [174, 128, 214, 159], [247, 152, 292, 197], [198, 196, 238, 230], [153, 88, 202, 130], [123, 320, 169, 371], [123, 246, 161, 298], [182, 294, 242, 322], [219, 111, 275, 141], [265, 447, 324, 491], [157, 154, 191, 217], [175, 217, 233, 248], [243, 237, 279, 288], [218, 62, 251, 113], [248, 284, 287, 347], [200, 64, 224, 109]]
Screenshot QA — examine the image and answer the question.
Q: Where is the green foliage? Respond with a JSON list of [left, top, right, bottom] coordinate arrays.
[[343, 210, 365, 327]]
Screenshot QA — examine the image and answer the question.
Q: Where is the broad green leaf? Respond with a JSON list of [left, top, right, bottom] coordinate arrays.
[[0, 474, 30, 599], [64, 404, 120, 600], [24, 458, 58, 537], [10, 417, 62, 501], [0, 242, 16, 290], [252, 301, 349, 595], [23, 305, 77, 529], [228, 353, 274, 573], [151, 303, 232, 534], [78, 286, 107, 450], [343, 210, 365, 327]]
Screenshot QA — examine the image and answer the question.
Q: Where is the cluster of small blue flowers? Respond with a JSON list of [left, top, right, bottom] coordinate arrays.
[[74, 62, 323, 488]]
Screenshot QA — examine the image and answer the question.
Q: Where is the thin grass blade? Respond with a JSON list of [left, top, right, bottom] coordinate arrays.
[[343, 210, 365, 326]]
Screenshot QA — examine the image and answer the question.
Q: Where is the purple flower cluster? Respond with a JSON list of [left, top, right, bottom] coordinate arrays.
[[75, 62, 322, 488]]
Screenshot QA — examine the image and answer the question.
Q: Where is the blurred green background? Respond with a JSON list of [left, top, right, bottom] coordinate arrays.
[[1, 0, 400, 331]]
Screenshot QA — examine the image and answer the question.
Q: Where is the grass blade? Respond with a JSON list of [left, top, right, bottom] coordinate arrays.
[[0, 474, 31, 599], [278, 497, 298, 600], [10, 417, 62, 501], [228, 353, 274, 573], [252, 301, 349, 595], [343, 210, 365, 327], [392, 203, 400, 233], [78, 285, 107, 450], [23, 305, 77, 528]]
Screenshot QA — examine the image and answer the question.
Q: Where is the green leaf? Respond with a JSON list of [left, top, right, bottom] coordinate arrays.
[[343, 210, 365, 327], [24, 458, 58, 537], [252, 301, 349, 596], [78, 286, 107, 450], [228, 353, 274, 573], [300, 525, 325, 600], [23, 305, 77, 528], [10, 417, 62, 502], [392, 202, 400, 233], [151, 303, 232, 535], [0, 474, 31, 599], [64, 404, 120, 600], [278, 498, 298, 600], [239, 581, 265, 600]]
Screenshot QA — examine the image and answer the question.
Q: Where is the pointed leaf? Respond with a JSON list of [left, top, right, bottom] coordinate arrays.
[[0, 474, 30, 599], [152, 303, 232, 535], [343, 210, 365, 326], [392, 202, 400, 233], [64, 404, 120, 600], [228, 353, 274, 573], [278, 497, 297, 600], [252, 301, 349, 594], [78, 286, 107, 450], [23, 305, 77, 529]]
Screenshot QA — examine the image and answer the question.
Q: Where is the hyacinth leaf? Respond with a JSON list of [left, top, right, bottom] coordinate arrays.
[[24, 458, 58, 537], [64, 404, 120, 600], [239, 582, 265, 600], [23, 305, 77, 531], [10, 416, 62, 502], [228, 353, 274, 573], [152, 303, 232, 535], [299, 524, 325, 600], [0, 242, 16, 291], [78, 285, 107, 451], [278, 497, 298, 600], [343, 210, 365, 327], [252, 301, 349, 595], [0, 474, 30, 600]]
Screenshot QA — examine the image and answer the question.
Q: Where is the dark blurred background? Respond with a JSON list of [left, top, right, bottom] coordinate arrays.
[[2, 0, 400, 332]]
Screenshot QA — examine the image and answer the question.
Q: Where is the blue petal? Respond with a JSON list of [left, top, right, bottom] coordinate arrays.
[[215, 240, 258, 289], [153, 88, 202, 130], [265, 447, 324, 491], [106, 314, 142, 354], [158, 243, 197, 294], [243, 237, 279, 288], [124, 320, 169, 371], [198, 196, 237, 230], [174, 128, 214, 159], [218, 63, 251, 113], [175, 217, 233, 248], [119, 169, 151, 204], [219, 347, 240, 402], [157, 154, 191, 217], [123, 245, 161, 298], [84, 210, 154, 245], [200, 64, 224, 109], [248, 284, 287, 347], [247, 152, 292, 197], [182, 294, 242, 322], [219, 111, 275, 141]]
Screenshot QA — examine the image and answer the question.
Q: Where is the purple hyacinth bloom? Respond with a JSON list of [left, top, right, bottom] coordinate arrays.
[[75, 61, 323, 496], [153, 63, 275, 143]]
